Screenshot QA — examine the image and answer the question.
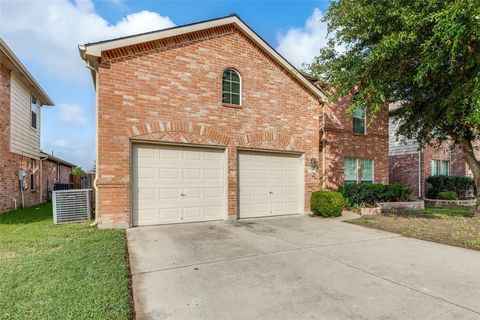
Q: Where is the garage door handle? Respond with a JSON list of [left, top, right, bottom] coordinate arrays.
[[180, 193, 186, 197], [269, 191, 273, 194]]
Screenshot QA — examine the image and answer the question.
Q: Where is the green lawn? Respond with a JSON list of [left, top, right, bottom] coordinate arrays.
[[348, 205, 480, 250], [0, 203, 131, 320]]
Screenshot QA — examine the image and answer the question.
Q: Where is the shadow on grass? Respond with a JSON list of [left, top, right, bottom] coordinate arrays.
[[382, 205, 475, 219], [0, 203, 52, 225]]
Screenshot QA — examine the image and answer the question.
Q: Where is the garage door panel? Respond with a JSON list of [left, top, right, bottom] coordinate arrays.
[[182, 187, 202, 199], [204, 206, 222, 217], [239, 151, 302, 218], [286, 201, 299, 211], [137, 147, 156, 158], [159, 207, 181, 220], [160, 168, 181, 179], [205, 168, 222, 180], [204, 187, 221, 198], [133, 144, 225, 226], [183, 207, 202, 219], [183, 168, 202, 180], [159, 148, 181, 160], [270, 202, 286, 214], [137, 208, 156, 223], [159, 188, 181, 200]]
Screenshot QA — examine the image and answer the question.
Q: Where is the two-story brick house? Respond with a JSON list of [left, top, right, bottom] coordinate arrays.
[[0, 38, 55, 211], [389, 106, 472, 198], [79, 15, 389, 228]]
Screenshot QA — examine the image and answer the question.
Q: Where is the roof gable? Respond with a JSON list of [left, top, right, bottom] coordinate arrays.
[[79, 15, 327, 102]]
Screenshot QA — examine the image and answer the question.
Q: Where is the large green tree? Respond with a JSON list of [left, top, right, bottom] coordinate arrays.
[[309, 0, 480, 215]]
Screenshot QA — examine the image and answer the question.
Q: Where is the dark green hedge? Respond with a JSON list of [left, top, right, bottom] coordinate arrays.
[[338, 182, 412, 207], [426, 175, 475, 199], [311, 191, 345, 217]]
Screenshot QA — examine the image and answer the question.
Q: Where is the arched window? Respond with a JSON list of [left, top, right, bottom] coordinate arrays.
[[222, 69, 241, 105]]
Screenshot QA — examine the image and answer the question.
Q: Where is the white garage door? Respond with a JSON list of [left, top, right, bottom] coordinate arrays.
[[132, 144, 226, 226], [238, 151, 303, 218]]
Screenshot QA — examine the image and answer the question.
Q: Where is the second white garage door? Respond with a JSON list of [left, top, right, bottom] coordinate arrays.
[[238, 151, 303, 218], [132, 144, 226, 226]]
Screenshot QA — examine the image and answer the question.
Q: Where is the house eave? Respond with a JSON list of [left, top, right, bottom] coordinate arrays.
[[0, 37, 54, 106], [78, 15, 328, 103]]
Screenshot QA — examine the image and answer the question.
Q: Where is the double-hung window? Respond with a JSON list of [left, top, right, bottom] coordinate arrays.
[[31, 96, 37, 129], [352, 107, 366, 135], [361, 159, 374, 184], [344, 158, 359, 185], [431, 160, 449, 176], [344, 157, 374, 185]]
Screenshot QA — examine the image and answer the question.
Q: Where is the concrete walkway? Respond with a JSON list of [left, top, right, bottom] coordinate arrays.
[[126, 215, 480, 320]]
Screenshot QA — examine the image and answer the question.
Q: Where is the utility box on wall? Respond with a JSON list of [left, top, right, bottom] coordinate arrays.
[[52, 189, 92, 224]]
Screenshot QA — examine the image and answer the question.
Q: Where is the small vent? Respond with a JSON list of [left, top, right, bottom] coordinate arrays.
[[53, 189, 92, 224]]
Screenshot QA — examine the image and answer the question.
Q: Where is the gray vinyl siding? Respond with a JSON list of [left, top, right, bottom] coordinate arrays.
[[389, 116, 419, 155], [10, 72, 41, 159]]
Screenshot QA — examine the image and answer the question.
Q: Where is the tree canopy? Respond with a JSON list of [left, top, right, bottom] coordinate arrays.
[[310, 0, 479, 143], [309, 0, 480, 213]]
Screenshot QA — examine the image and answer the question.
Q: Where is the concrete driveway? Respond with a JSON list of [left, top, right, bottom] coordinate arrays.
[[126, 215, 480, 320]]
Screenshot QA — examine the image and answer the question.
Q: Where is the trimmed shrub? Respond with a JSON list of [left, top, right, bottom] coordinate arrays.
[[311, 191, 345, 217], [338, 183, 413, 207], [437, 191, 458, 200], [426, 175, 475, 199]]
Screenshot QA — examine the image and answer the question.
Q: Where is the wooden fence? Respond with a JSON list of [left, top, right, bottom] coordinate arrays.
[[70, 173, 96, 213]]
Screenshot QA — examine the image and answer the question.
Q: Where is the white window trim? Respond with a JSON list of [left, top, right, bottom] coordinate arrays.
[[221, 68, 242, 106], [30, 159, 35, 191], [30, 94, 38, 130]]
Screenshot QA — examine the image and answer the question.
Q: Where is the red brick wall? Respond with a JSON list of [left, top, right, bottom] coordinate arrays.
[[96, 24, 322, 226], [41, 160, 72, 201], [0, 65, 41, 212], [322, 96, 389, 189], [389, 153, 421, 198], [423, 143, 469, 197]]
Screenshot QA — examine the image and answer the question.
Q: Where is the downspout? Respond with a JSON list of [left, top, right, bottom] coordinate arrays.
[[39, 153, 48, 202], [322, 101, 326, 189], [84, 59, 99, 226], [418, 150, 422, 198]]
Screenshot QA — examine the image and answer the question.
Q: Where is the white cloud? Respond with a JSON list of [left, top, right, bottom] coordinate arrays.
[[52, 139, 69, 148], [0, 0, 175, 82], [58, 104, 88, 126], [45, 136, 95, 169], [276, 8, 329, 68]]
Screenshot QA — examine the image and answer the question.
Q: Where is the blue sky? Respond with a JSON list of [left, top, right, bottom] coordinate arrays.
[[0, 0, 331, 170]]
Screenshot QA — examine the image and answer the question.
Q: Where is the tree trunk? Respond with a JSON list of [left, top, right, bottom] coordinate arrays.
[[460, 138, 480, 217]]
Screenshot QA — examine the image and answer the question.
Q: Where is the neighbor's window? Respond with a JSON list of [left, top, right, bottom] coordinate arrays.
[[361, 159, 374, 184], [222, 69, 241, 105], [432, 160, 449, 176], [344, 158, 358, 185], [31, 96, 37, 129], [56, 163, 61, 182], [352, 107, 366, 134], [30, 159, 36, 190]]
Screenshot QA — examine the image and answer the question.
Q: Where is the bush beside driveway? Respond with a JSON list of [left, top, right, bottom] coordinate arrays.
[[0, 203, 131, 320]]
